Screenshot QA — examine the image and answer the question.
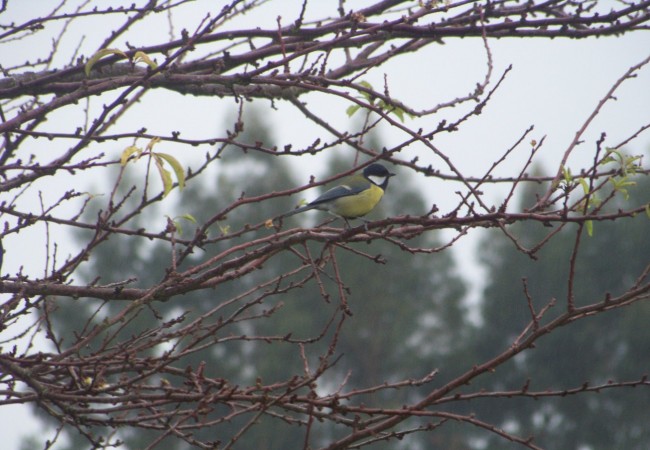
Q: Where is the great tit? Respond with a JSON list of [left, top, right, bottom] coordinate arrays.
[[279, 163, 395, 224]]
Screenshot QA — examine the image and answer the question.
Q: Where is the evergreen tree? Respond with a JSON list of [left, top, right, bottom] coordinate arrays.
[[258, 147, 470, 449], [44, 108, 300, 450], [472, 160, 650, 450], [42, 110, 471, 449]]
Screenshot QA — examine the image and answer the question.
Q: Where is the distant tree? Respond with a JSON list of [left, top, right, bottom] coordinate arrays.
[[473, 161, 650, 450], [42, 114, 470, 449], [1, 2, 649, 449]]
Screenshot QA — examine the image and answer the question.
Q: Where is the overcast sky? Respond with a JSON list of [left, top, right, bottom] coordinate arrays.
[[1, 1, 649, 448]]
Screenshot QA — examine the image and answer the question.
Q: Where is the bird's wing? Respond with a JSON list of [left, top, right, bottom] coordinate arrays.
[[307, 183, 366, 206], [277, 180, 368, 220]]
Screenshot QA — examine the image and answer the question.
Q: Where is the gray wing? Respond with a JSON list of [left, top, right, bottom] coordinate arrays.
[[279, 183, 364, 219], [307, 184, 364, 206]]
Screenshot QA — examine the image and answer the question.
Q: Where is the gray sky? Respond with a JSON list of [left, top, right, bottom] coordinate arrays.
[[1, 1, 649, 447]]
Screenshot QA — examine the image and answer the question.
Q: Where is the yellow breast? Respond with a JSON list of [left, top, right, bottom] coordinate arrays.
[[329, 184, 385, 218]]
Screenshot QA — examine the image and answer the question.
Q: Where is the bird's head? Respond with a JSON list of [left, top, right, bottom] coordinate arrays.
[[363, 163, 396, 190]]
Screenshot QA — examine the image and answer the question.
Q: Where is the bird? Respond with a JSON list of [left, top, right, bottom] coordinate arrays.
[[277, 163, 395, 226]]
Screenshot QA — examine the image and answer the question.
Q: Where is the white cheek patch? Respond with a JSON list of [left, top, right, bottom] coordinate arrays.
[[368, 175, 387, 186]]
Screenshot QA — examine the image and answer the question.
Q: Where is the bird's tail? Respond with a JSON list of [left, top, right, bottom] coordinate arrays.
[[266, 204, 316, 229], [277, 204, 314, 220]]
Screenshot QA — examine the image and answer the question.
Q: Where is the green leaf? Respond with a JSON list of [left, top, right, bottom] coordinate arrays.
[[624, 154, 643, 174], [133, 51, 157, 70], [600, 148, 617, 166], [346, 104, 361, 117], [585, 219, 593, 237], [645, 203, 650, 219], [578, 178, 590, 195], [617, 179, 637, 188], [392, 106, 405, 122], [155, 152, 186, 190], [609, 176, 636, 200], [85, 48, 128, 76], [179, 213, 197, 224], [358, 80, 373, 90], [164, 214, 196, 236], [357, 80, 374, 102], [599, 156, 616, 166], [173, 219, 183, 236], [589, 193, 602, 208], [120, 145, 141, 166]]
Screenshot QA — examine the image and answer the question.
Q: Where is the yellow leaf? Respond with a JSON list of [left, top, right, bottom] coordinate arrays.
[[85, 48, 128, 76], [146, 137, 162, 152], [120, 145, 141, 166], [133, 51, 158, 70], [155, 152, 185, 190], [153, 154, 173, 197]]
